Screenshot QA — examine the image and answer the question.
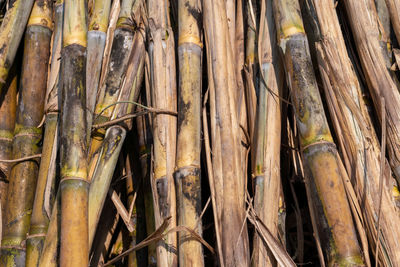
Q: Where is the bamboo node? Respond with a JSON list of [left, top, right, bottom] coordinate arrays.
[[26, 233, 47, 239], [60, 176, 89, 184], [178, 34, 203, 48]]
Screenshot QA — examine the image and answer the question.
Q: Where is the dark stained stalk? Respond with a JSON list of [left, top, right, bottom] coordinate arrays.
[[25, 1, 62, 265], [89, 0, 140, 158], [0, 70, 17, 240], [0, 0, 52, 265], [272, 0, 365, 265], [175, 0, 204, 266], [0, 0, 35, 93], [59, 0, 89, 265]]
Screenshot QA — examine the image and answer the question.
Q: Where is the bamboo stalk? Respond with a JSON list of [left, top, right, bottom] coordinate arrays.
[[0, 1, 52, 265], [272, 0, 365, 265], [89, 0, 140, 158], [309, 0, 400, 265], [202, 0, 250, 265], [147, 0, 178, 265], [59, 0, 89, 265], [175, 0, 204, 266], [0, 0, 35, 93], [25, 1, 62, 265], [251, 1, 282, 266], [86, 0, 112, 136], [0, 70, 17, 241]]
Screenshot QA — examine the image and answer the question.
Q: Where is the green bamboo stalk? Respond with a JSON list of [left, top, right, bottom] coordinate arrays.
[[147, 0, 178, 265], [25, 1, 62, 265], [272, 0, 365, 265], [175, 0, 204, 266], [0, 70, 17, 236], [251, 1, 282, 266], [89, 0, 140, 159], [0, 1, 52, 265], [0, 0, 35, 94], [86, 0, 112, 136], [59, 0, 89, 265], [202, 0, 250, 265]]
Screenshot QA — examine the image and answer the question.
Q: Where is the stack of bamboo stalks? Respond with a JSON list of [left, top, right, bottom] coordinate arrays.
[[3, 0, 400, 266]]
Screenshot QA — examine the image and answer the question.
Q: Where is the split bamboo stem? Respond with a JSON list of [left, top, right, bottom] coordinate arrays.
[[86, 0, 112, 136], [272, 0, 365, 265], [147, 0, 178, 265], [0, 1, 52, 265], [59, 0, 89, 265], [175, 0, 204, 266], [310, 0, 400, 265], [202, 0, 250, 265], [384, 0, 400, 45], [251, 1, 282, 266], [344, 0, 400, 186], [0, 0, 35, 93]]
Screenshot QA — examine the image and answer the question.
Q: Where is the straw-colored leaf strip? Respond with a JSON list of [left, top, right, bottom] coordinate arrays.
[[272, 0, 365, 265], [147, 0, 178, 265], [0, 1, 52, 265], [203, 0, 250, 265], [251, 1, 282, 266], [344, 0, 400, 186], [384, 0, 400, 44], [175, 0, 204, 266], [0, 0, 35, 93]]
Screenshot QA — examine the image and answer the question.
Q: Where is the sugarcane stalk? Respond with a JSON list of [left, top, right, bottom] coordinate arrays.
[[59, 0, 89, 265], [86, 0, 112, 137], [175, 0, 204, 266], [147, 0, 178, 265], [251, 1, 282, 266], [308, 0, 400, 264], [203, 0, 250, 265], [272, 0, 365, 265], [25, 2, 62, 265], [89, 0, 140, 158], [0, 70, 17, 239], [0, 0, 35, 94], [0, 1, 52, 265]]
